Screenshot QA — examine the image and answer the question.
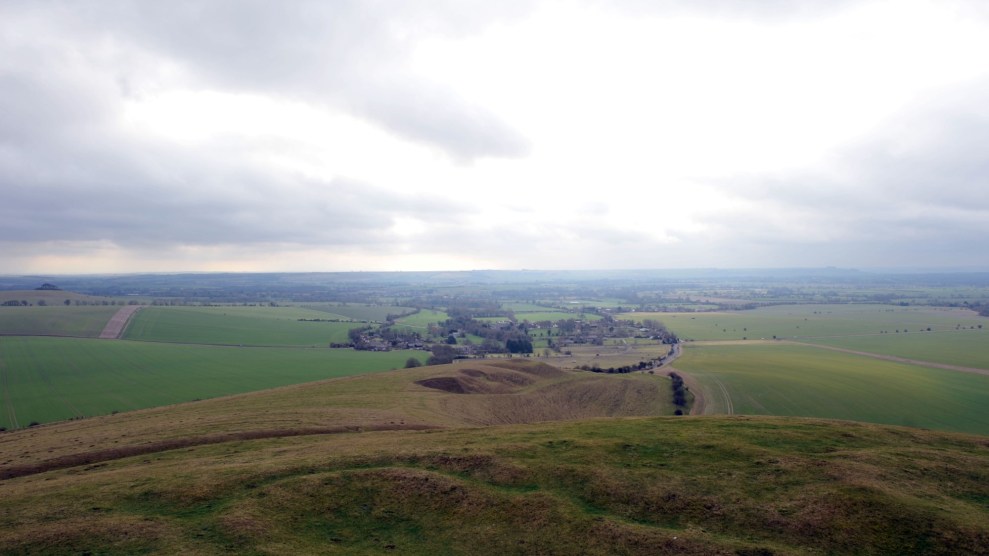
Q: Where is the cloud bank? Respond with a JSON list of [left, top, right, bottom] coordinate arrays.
[[1, 0, 987, 273]]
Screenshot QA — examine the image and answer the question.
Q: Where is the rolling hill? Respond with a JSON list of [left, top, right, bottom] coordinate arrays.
[[2, 360, 988, 554]]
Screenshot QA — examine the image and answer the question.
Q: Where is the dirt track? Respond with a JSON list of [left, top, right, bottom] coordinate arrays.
[[98, 305, 142, 339]]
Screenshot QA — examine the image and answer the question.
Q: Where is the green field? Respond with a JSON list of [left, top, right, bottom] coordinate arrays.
[[674, 342, 989, 435], [0, 336, 424, 429], [0, 305, 119, 337], [515, 311, 602, 322], [802, 329, 989, 370], [630, 304, 987, 341], [500, 302, 557, 312], [302, 303, 416, 322], [124, 306, 359, 346], [393, 309, 449, 330]]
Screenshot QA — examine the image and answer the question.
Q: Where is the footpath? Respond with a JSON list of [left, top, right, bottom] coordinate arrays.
[[98, 305, 143, 339]]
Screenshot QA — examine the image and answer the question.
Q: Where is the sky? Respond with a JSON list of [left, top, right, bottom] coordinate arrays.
[[1, 0, 988, 274]]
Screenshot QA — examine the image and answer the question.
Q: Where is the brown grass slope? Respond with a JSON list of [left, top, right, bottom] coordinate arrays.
[[1, 416, 988, 555], [2, 359, 989, 554], [0, 360, 673, 476]]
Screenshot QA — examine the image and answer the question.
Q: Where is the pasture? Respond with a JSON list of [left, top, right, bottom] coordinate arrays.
[[0, 305, 120, 337], [801, 329, 989, 370], [392, 309, 449, 330], [303, 303, 416, 322], [515, 311, 602, 322], [629, 304, 986, 341], [673, 342, 989, 435], [0, 336, 424, 429], [123, 305, 359, 346]]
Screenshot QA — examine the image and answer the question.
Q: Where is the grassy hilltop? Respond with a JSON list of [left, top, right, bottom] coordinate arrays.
[[1, 360, 989, 555]]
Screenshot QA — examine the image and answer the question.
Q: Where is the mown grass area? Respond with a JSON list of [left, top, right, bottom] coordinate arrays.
[[801, 329, 989, 369], [674, 342, 989, 435], [0, 336, 425, 429], [123, 305, 359, 346], [0, 305, 120, 337], [1, 414, 987, 554], [630, 304, 987, 341]]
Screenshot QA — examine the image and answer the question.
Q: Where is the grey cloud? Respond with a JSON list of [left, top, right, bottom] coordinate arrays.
[[356, 79, 530, 160], [0, 0, 495, 256], [692, 83, 989, 267], [0, 127, 472, 249], [19, 0, 532, 161]]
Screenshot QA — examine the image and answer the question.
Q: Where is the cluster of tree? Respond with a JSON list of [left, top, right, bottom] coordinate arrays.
[[436, 314, 534, 354], [577, 360, 655, 374], [669, 372, 687, 410], [426, 344, 459, 365], [505, 337, 533, 354], [344, 324, 425, 351], [384, 307, 420, 323]]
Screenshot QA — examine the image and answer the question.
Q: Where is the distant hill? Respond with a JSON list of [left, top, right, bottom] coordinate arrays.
[[0, 289, 109, 305], [1, 360, 987, 554]]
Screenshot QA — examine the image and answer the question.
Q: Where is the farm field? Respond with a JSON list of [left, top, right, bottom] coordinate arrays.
[[302, 303, 416, 322], [629, 304, 987, 341], [673, 342, 989, 435], [500, 302, 557, 312], [515, 311, 602, 322], [0, 305, 120, 337], [393, 309, 449, 330], [0, 336, 424, 429], [800, 329, 989, 370], [123, 305, 358, 346]]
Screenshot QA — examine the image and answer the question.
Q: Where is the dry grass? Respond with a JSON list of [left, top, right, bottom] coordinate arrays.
[[2, 416, 988, 554], [0, 360, 674, 475], [2, 359, 989, 554]]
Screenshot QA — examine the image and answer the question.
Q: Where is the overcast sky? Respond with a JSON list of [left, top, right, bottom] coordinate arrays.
[[2, 0, 988, 274]]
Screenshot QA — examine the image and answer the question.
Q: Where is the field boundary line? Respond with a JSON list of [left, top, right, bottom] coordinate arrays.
[[784, 341, 989, 377], [0, 423, 441, 481]]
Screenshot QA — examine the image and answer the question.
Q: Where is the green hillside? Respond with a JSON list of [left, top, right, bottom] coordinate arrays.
[[673, 342, 989, 435], [0, 337, 424, 429], [0, 360, 987, 555]]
